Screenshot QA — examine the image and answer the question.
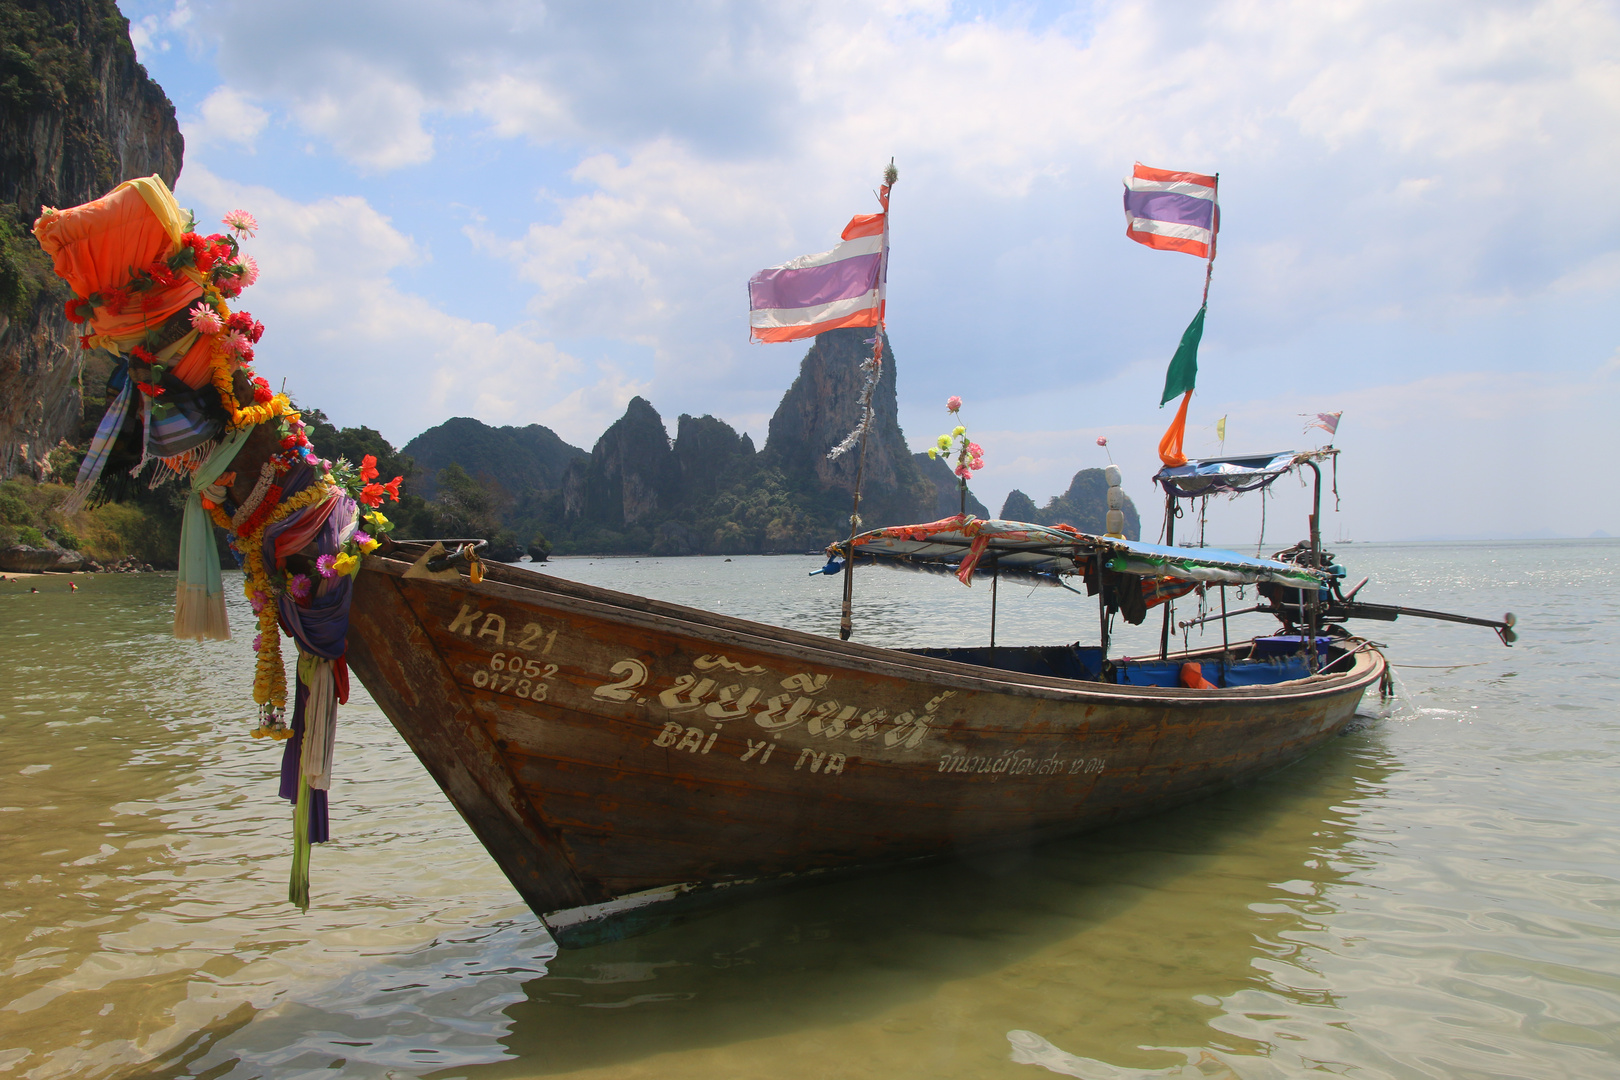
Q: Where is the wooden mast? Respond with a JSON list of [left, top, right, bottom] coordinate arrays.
[[838, 160, 897, 641]]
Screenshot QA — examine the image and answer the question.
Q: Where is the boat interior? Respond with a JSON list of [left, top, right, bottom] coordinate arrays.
[[901, 635, 1338, 688]]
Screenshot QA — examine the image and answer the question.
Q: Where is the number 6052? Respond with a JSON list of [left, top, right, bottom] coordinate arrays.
[[490, 652, 546, 677]]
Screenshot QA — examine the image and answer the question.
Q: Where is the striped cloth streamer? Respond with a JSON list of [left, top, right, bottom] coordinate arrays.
[[749, 209, 886, 343], [1123, 163, 1218, 259]]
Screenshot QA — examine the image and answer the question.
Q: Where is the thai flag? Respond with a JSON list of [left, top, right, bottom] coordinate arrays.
[[749, 205, 887, 344], [1124, 163, 1218, 259]]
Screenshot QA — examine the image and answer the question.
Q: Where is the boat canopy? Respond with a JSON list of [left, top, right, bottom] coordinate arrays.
[[1153, 449, 1334, 500], [830, 515, 1326, 589]]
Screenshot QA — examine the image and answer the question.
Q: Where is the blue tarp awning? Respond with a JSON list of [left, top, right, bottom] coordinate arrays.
[[829, 515, 1326, 588], [1153, 450, 1314, 499]]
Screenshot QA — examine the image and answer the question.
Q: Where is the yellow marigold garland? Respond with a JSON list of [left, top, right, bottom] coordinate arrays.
[[210, 481, 339, 717], [208, 336, 290, 430]]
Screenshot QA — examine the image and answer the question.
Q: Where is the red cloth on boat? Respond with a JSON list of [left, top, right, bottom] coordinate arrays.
[[273, 494, 340, 564]]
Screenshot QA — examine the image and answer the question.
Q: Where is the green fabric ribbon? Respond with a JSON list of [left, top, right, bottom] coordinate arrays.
[[176, 426, 254, 624], [290, 774, 311, 912], [1160, 304, 1205, 406]]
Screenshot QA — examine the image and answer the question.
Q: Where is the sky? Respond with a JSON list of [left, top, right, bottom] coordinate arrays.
[[116, 0, 1620, 542]]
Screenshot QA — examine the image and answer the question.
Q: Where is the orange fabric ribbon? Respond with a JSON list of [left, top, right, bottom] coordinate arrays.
[[33, 176, 203, 352], [1158, 389, 1192, 467]]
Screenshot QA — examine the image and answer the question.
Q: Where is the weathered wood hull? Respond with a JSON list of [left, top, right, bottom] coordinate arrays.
[[346, 549, 1383, 947]]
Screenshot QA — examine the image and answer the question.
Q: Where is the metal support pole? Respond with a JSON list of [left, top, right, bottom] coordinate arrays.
[[1098, 560, 1110, 680], [1159, 492, 1175, 659], [1303, 460, 1323, 672], [990, 560, 999, 650], [838, 417, 871, 642]]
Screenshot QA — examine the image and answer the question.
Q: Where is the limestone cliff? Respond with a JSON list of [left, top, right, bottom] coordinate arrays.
[[561, 396, 681, 529], [0, 0, 183, 478], [761, 327, 935, 530], [914, 451, 989, 519], [1000, 469, 1142, 540], [403, 416, 586, 500]]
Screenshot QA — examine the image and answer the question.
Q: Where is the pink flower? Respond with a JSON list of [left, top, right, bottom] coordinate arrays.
[[240, 254, 260, 287], [967, 442, 982, 457], [288, 574, 312, 602], [955, 464, 971, 479], [946, 395, 962, 413], [1096, 436, 1108, 447], [353, 530, 371, 547], [316, 553, 338, 579], [249, 590, 267, 614], [189, 303, 223, 335], [221, 330, 250, 356], [222, 209, 258, 238], [251, 633, 263, 651]]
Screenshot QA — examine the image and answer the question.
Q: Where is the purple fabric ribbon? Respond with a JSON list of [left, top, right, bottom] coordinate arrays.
[[265, 464, 358, 844], [279, 673, 330, 843]]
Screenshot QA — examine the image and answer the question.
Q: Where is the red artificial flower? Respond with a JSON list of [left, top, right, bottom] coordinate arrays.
[[360, 454, 379, 483], [64, 297, 87, 323], [252, 378, 273, 404], [135, 382, 166, 397], [99, 286, 127, 310], [79, 334, 93, 348], [147, 258, 178, 289], [382, 476, 402, 501], [226, 311, 266, 344], [358, 483, 385, 508], [130, 345, 156, 364], [179, 232, 215, 273], [280, 435, 298, 449]]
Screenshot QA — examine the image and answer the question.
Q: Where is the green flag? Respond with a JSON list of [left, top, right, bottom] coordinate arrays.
[[1160, 304, 1205, 406]]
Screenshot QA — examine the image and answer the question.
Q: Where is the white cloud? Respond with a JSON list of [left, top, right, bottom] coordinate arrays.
[[174, 167, 642, 446], [153, 0, 1620, 535], [186, 87, 269, 150], [291, 75, 436, 171], [126, 0, 192, 57]]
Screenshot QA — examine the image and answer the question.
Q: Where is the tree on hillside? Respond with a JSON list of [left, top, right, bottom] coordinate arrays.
[[431, 463, 501, 539], [300, 408, 417, 485]]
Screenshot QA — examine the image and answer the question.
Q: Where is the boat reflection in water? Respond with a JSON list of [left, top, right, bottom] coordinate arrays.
[[476, 726, 1395, 1078]]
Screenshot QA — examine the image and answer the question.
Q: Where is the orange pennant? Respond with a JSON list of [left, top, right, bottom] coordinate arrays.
[[1158, 389, 1192, 466]]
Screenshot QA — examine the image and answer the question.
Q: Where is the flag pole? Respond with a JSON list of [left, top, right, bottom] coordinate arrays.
[[839, 160, 897, 642], [1201, 173, 1219, 305], [1159, 172, 1217, 657]]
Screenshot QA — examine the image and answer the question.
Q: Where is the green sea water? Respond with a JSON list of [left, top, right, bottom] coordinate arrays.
[[1, 541, 1616, 1079]]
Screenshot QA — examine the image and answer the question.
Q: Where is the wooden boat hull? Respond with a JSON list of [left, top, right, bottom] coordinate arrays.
[[346, 549, 1384, 947]]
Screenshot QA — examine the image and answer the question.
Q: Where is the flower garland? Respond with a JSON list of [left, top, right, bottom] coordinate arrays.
[[164, 208, 406, 736], [208, 481, 335, 723]]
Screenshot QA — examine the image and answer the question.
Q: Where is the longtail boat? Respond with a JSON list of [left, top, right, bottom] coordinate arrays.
[[35, 171, 1513, 948], [345, 535, 1357, 945]]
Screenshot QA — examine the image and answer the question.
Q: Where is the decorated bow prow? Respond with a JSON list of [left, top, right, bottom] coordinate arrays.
[[35, 179, 407, 914], [1122, 163, 1220, 467], [748, 159, 896, 640]]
